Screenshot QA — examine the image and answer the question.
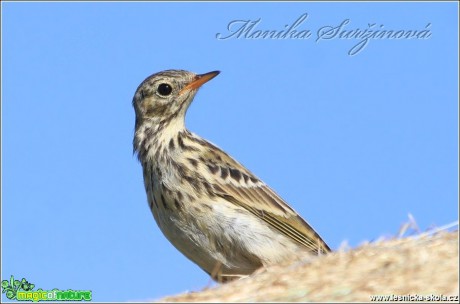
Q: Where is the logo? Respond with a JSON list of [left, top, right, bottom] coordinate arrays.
[[1, 275, 92, 302]]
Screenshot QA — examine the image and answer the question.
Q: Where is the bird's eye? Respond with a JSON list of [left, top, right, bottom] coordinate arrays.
[[157, 83, 173, 96]]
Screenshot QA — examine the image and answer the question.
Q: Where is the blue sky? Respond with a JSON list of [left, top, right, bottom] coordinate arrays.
[[1, 1, 458, 302]]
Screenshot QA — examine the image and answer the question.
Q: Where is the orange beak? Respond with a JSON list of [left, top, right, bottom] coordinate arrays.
[[179, 71, 220, 95]]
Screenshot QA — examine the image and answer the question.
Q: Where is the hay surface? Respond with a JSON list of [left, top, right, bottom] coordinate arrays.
[[158, 231, 458, 302]]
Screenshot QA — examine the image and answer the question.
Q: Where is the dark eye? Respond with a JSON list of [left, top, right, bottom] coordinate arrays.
[[157, 83, 172, 96]]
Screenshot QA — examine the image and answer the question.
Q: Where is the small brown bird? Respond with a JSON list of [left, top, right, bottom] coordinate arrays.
[[132, 70, 330, 282]]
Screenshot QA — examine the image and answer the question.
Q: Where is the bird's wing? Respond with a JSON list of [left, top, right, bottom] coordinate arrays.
[[196, 140, 330, 254]]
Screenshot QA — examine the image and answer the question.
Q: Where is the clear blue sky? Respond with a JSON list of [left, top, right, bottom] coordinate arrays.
[[2, 2, 458, 302]]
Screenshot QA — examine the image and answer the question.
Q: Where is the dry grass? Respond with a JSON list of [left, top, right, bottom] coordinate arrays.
[[157, 225, 458, 302]]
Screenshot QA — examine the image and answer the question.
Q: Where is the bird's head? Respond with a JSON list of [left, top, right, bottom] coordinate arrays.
[[132, 69, 220, 130]]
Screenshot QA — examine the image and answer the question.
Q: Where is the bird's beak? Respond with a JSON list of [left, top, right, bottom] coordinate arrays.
[[179, 71, 220, 95]]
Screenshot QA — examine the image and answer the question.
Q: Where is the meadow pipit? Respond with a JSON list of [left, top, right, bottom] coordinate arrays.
[[132, 70, 330, 282]]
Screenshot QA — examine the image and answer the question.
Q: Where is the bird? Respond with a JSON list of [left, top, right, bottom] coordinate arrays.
[[132, 69, 330, 282]]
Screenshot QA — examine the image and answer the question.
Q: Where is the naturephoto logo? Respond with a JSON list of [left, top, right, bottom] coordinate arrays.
[[216, 13, 432, 56], [1, 275, 92, 302]]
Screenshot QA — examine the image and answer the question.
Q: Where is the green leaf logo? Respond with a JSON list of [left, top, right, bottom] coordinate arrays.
[[1, 275, 36, 300]]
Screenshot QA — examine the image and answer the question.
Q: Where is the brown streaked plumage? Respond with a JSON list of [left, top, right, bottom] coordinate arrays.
[[132, 69, 330, 282]]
